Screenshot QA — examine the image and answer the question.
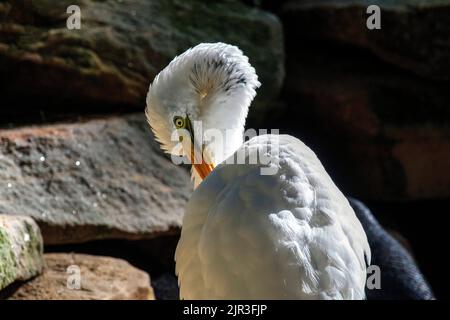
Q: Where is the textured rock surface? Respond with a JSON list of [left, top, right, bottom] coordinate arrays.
[[8, 253, 154, 300], [0, 114, 191, 244], [280, 44, 450, 201], [282, 0, 450, 80], [0, 215, 44, 290], [0, 0, 284, 124]]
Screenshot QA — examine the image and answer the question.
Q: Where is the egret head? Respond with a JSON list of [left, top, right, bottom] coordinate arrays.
[[145, 43, 260, 186]]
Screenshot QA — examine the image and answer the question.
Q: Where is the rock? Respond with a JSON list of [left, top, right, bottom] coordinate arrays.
[[281, 0, 450, 80], [0, 0, 284, 124], [0, 215, 44, 291], [152, 273, 179, 300], [280, 44, 450, 201], [0, 114, 191, 244], [8, 253, 154, 300]]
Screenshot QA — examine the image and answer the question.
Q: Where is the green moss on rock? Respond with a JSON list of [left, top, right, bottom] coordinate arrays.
[[0, 227, 17, 290], [0, 215, 44, 291]]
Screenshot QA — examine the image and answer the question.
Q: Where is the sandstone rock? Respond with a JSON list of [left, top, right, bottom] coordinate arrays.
[[8, 253, 154, 300], [0, 114, 191, 244], [0, 215, 44, 290], [0, 0, 284, 124], [280, 45, 450, 200], [282, 0, 450, 80]]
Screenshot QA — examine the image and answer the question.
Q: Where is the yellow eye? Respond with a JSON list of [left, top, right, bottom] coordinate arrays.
[[174, 116, 185, 128]]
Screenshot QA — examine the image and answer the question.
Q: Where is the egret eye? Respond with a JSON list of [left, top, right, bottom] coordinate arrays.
[[174, 116, 185, 128]]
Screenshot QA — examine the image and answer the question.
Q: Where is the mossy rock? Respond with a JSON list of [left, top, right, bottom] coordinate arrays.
[[0, 215, 44, 291], [0, 228, 16, 289], [0, 0, 284, 125]]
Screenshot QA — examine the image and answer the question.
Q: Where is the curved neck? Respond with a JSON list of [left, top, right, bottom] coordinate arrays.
[[149, 43, 260, 187]]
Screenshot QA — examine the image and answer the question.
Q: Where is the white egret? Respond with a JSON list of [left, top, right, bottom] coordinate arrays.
[[145, 43, 370, 299]]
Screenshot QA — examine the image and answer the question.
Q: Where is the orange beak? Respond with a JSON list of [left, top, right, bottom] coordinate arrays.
[[193, 161, 215, 180], [189, 141, 214, 180]]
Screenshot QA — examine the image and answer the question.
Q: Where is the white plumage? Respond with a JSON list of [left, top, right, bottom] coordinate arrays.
[[146, 43, 370, 299]]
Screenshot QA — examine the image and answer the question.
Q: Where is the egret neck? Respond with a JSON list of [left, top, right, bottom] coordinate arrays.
[[176, 115, 215, 180]]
